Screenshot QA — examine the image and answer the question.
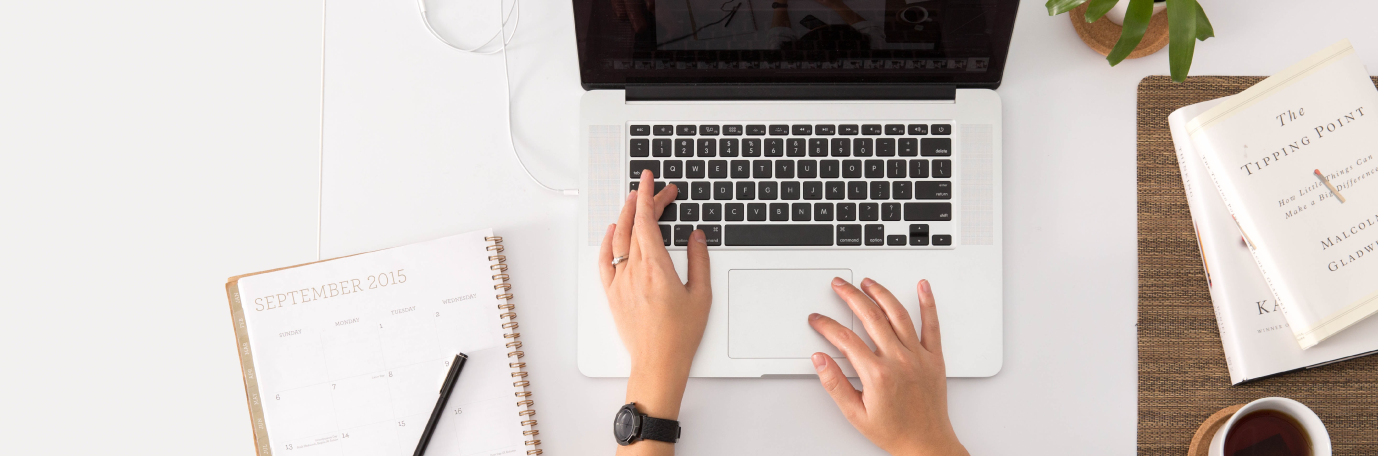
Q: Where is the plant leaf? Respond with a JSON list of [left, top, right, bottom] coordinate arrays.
[[1084, 0, 1119, 22], [1046, 0, 1089, 16], [1167, 0, 1198, 82], [1106, 0, 1153, 66], [1194, 1, 1214, 41]]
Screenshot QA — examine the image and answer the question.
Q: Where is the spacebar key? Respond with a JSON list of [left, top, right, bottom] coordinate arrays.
[[725, 224, 834, 246]]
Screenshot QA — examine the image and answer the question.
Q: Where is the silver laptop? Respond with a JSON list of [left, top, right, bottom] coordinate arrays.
[[573, 0, 1016, 378]]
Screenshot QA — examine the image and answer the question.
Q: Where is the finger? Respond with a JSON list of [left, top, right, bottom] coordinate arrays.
[[831, 277, 901, 352], [685, 229, 710, 295], [651, 183, 677, 221], [811, 352, 864, 420], [859, 278, 920, 351], [808, 313, 877, 365], [598, 224, 616, 288], [916, 280, 942, 354], [633, 172, 671, 266], [625, 0, 648, 32], [612, 0, 627, 19], [612, 189, 637, 265]]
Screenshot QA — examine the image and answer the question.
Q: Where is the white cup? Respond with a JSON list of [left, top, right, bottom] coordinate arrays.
[[1209, 397, 1331, 456]]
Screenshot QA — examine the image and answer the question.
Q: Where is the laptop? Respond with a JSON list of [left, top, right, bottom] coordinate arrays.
[[573, 0, 1016, 377]]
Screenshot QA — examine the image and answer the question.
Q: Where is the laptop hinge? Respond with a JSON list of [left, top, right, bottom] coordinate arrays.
[[625, 84, 956, 102]]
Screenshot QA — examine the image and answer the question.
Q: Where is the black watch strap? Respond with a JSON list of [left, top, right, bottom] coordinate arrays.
[[639, 416, 681, 443]]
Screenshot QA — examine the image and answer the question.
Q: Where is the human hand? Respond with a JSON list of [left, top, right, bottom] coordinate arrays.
[[599, 172, 712, 423], [809, 278, 967, 456]]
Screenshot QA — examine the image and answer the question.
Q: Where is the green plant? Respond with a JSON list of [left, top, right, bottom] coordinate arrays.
[[1047, 0, 1214, 82]]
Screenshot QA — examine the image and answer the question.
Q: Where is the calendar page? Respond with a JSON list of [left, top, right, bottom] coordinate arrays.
[[229, 230, 530, 456]]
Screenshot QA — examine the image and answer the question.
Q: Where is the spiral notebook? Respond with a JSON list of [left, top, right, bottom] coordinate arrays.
[[225, 229, 541, 456]]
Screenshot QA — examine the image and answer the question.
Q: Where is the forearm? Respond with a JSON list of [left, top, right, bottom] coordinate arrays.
[[616, 364, 689, 456], [771, 8, 790, 28]]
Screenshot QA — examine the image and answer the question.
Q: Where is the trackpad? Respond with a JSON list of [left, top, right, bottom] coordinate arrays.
[[728, 269, 853, 359]]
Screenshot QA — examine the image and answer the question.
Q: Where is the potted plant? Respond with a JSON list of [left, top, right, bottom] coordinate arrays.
[[1047, 0, 1214, 82]]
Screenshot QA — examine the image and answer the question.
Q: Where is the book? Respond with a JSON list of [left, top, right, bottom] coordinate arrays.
[[1186, 39, 1378, 349], [1171, 98, 1378, 384], [225, 229, 541, 456]]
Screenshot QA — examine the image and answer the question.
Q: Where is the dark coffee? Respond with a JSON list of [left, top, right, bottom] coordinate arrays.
[[1224, 409, 1311, 456]]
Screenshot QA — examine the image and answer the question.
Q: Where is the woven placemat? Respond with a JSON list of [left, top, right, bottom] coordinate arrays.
[[1136, 75, 1378, 455]]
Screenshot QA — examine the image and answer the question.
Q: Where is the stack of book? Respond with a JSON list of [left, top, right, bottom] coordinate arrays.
[[1168, 39, 1378, 385]]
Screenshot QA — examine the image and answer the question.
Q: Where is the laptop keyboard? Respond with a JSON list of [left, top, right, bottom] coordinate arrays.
[[627, 121, 956, 249]]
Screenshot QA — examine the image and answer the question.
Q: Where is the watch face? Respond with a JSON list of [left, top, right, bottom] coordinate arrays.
[[614, 407, 637, 442]]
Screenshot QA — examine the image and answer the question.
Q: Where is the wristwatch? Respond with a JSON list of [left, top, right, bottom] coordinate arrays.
[[614, 402, 681, 445], [771, 2, 788, 9]]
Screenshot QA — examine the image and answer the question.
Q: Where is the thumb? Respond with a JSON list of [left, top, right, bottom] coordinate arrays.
[[685, 229, 711, 294], [812, 353, 864, 420]]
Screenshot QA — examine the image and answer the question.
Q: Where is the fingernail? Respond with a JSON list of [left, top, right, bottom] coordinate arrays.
[[809, 312, 821, 321], [831, 277, 846, 287], [860, 277, 874, 288], [692, 229, 706, 244], [627, 191, 637, 201], [811, 353, 827, 372], [606, 224, 616, 235], [921, 279, 931, 294]]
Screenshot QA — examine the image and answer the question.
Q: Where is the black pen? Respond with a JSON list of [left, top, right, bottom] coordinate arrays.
[[414, 353, 468, 456]]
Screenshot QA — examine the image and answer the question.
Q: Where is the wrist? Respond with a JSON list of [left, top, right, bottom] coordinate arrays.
[[625, 367, 689, 419]]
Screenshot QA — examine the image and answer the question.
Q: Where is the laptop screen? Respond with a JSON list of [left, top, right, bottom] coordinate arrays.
[[571, 0, 1019, 89]]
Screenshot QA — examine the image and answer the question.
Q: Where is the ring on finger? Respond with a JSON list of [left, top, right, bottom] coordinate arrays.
[[611, 255, 629, 266]]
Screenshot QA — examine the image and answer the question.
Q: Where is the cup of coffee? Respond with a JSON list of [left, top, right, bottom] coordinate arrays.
[[1209, 397, 1331, 456]]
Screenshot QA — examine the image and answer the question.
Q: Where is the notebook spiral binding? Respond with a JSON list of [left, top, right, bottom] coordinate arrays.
[[486, 236, 543, 455]]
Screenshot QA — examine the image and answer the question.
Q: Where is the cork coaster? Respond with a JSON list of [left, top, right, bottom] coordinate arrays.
[[1069, 3, 1169, 59], [1187, 404, 1245, 456]]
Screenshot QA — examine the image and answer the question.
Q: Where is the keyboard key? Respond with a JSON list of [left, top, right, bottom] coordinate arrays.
[[630, 139, 649, 156], [775, 160, 795, 178], [675, 138, 694, 157], [887, 234, 907, 246], [725, 224, 832, 246], [680, 203, 699, 222], [814, 202, 834, 221], [653, 138, 672, 157], [933, 234, 952, 245], [910, 224, 929, 246], [842, 160, 862, 178], [831, 138, 850, 156], [743, 138, 761, 157], [885, 124, 905, 135], [893, 181, 912, 200], [758, 181, 778, 200], [920, 138, 951, 156], [720, 138, 739, 157], [670, 181, 687, 200], [686, 160, 705, 178], [714, 182, 732, 200], [787, 138, 807, 157], [677, 125, 697, 136], [915, 181, 951, 199], [792, 124, 813, 135], [752, 160, 771, 178], [887, 159, 906, 178], [932, 124, 952, 135], [908, 124, 928, 135], [664, 160, 683, 178], [654, 125, 673, 136], [709, 160, 728, 178], [933, 159, 952, 178], [903, 202, 952, 221], [816, 124, 836, 135], [660, 203, 676, 221], [699, 224, 722, 245], [820, 160, 840, 178], [659, 224, 672, 245], [791, 203, 811, 221], [826, 181, 846, 200], [862, 124, 882, 135], [910, 159, 929, 178], [691, 182, 710, 200], [854, 138, 873, 157], [736, 181, 755, 200], [864, 159, 884, 178], [700, 125, 720, 136], [839, 124, 859, 135], [865, 224, 885, 246], [748, 203, 768, 221], [702, 203, 722, 221], [628, 180, 666, 194], [837, 202, 857, 221], [769, 124, 789, 135], [674, 224, 693, 246], [630, 160, 659, 178], [877, 138, 896, 156], [882, 202, 902, 221], [898, 138, 918, 156], [804, 181, 824, 200], [770, 203, 790, 221], [836, 224, 862, 246], [809, 138, 828, 157], [731, 160, 750, 178], [765, 138, 784, 157], [860, 202, 879, 221], [847, 181, 867, 200], [631, 125, 650, 136], [797, 159, 817, 178], [870, 181, 889, 200], [781, 181, 800, 200], [697, 138, 717, 157], [726, 203, 745, 221], [746, 124, 767, 136], [723, 125, 743, 136]]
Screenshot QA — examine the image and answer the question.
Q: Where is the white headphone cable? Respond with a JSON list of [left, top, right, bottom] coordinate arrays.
[[417, 0, 580, 196]]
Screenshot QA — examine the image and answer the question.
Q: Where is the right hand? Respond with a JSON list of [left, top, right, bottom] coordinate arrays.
[[808, 278, 968, 456]]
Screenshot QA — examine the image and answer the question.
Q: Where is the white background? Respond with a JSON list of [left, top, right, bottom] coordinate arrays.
[[5, 1, 1378, 455]]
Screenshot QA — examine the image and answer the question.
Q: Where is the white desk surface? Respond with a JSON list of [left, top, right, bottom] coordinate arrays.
[[7, 1, 1378, 455]]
